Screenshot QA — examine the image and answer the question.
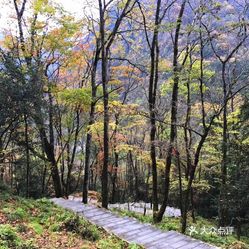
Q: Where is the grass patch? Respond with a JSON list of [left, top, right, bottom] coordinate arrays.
[[29, 222, 44, 235], [96, 235, 141, 249]]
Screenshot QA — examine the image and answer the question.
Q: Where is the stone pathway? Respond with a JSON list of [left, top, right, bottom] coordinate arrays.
[[51, 198, 219, 249]]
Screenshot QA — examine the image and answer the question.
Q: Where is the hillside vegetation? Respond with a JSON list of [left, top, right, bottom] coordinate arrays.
[[0, 186, 138, 249]]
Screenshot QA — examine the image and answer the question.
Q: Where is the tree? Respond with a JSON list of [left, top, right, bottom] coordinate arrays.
[[98, 0, 136, 208], [156, 0, 187, 222]]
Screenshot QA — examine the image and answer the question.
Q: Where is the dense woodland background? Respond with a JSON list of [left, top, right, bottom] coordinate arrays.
[[0, 0, 249, 238]]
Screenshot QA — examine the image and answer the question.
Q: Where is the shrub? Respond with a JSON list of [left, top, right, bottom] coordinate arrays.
[[0, 224, 20, 248], [63, 215, 81, 232], [78, 224, 100, 241], [62, 215, 100, 241], [4, 207, 27, 221], [16, 224, 28, 233]]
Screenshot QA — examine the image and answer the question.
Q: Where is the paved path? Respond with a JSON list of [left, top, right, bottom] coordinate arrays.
[[51, 198, 218, 249]]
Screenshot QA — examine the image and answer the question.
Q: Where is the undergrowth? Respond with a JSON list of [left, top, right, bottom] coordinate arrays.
[[0, 189, 140, 249]]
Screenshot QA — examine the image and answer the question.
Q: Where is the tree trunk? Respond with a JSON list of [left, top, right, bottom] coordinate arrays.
[[82, 40, 100, 203], [66, 111, 80, 197], [112, 151, 119, 203], [99, 0, 109, 208], [148, 0, 162, 218], [182, 131, 208, 233], [41, 162, 47, 196], [38, 122, 62, 197], [112, 114, 119, 203], [24, 115, 30, 198], [98, 0, 135, 208], [156, 0, 186, 222], [219, 62, 228, 226]]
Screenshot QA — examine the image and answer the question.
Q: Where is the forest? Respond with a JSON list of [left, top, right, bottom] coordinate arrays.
[[0, 0, 249, 248]]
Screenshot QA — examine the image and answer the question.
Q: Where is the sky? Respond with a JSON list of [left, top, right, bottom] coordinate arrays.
[[53, 0, 98, 17], [0, 0, 98, 31]]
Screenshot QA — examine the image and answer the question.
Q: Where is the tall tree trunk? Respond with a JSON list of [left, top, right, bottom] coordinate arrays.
[[184, 57, 192, 179], [112, 114, 119, 203], [176, 150, 183, 220], [156, 0, 186, 222], [82, 46, 99, 203], [219, 62, 228, 226], [99, 0, 109, 208], [182, 131, 208, 233], [99, 0, 136, 208], [148, 0, 161, 218], [98, 0, 135, 208], [66, 111, 80, 197], [35, 110, 62, 197]]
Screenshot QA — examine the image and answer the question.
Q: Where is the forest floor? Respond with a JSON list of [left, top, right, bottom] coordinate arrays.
[[0, 188, 138, 249]]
